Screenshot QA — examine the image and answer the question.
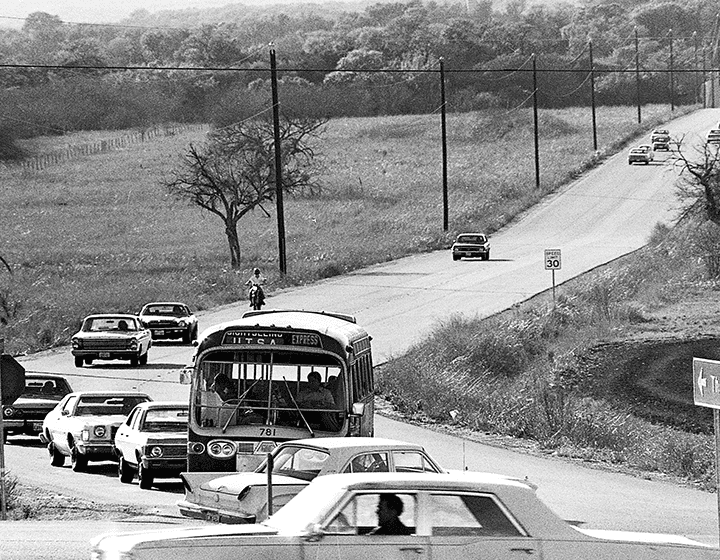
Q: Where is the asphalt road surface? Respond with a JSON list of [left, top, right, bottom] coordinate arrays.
[[4, 109, 720, 556]]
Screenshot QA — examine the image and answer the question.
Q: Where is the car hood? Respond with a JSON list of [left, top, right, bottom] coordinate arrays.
[[11, 396, 63, 407], [576, 527, 711, 547], [201, 472, 308, 495], [91, 524, 280, 552], [142, 434, 187, 444], [142, 315, 190, 322], [75, 332, 142, 339]]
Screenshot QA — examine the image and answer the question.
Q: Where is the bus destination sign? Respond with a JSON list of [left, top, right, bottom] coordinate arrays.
[[223, 330, 322, 347]]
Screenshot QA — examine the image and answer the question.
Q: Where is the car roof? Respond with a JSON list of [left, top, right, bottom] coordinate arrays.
[[282, 437, 425, 451], [132, 401, 187, 410], [141, 302, 189, 308], [457, 232, 486, 236], [310, 471, 533, 491], [25, 373, 68, 381], [66, 391, 151, 398], [83, 313, 139, 320]]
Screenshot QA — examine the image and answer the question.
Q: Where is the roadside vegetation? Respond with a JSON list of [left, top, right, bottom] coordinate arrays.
[[0, 104, 685, 353], [377, 215, 720, 488]]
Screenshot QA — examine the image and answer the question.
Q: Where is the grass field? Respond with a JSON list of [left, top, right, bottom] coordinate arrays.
[[0, 104, 690, 352]]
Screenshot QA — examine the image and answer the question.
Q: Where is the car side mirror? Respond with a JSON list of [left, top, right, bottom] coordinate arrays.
[[302, 523, 325, 542], [351, 402, 365, 416], [179, 368, 192, 385], [61, 409, 70, 416]]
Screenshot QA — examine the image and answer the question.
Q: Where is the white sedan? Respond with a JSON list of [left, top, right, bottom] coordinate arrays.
[[41, 391, 151, 471], [91, 472, 719, 560], [177, 437, 444, 523]]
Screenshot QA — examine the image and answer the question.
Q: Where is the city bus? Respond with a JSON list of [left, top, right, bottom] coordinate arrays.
[[185, 309, 374, 472]]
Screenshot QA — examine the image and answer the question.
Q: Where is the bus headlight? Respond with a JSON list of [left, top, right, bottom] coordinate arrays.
[[207, 439, 236, 459]]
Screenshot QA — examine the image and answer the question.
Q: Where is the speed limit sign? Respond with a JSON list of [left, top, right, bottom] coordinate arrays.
[[544, 249, 561, 270]]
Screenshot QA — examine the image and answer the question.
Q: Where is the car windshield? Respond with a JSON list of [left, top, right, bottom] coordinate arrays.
[[75, 395, 149, 416], [21, 377, 71, 398], [457, 235, 485, 244], [143, 305, 189, 317], [259, 445, 331, 481], [141, 407, 189, 432], [84, 317, 139, 332]]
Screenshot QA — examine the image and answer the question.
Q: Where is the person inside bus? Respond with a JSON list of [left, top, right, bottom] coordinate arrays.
[[297, 371, 335, 409], [212, 372, 235, 401]]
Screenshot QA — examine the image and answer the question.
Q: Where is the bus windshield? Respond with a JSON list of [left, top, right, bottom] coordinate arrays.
[[195, 350, 346, 433]]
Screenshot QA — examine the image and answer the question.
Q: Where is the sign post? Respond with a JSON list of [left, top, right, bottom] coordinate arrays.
[[0, 338, 5, 521], [544, 249, 562, 306], [692, 357, 720, 546]]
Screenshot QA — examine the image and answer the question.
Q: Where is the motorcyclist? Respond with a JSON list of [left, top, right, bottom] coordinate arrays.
[[244, 267, 266, 307]]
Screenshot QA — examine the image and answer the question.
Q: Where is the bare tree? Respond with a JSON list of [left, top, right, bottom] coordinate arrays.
[[674, 137, 720, 225], [165, 116, 326, 268]]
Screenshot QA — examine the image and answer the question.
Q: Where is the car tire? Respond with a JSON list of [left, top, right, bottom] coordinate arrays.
[[191, 326, 198, 342], [182, 329, 191, 344], [452, 255, 460, 261], [138, 463, 154, 490], [50, 443, 65, 467], [70, 442, 87, 472], [483, 252, 490, 261], [84, 357, 93, 365], [130, 356, 139, 367], [138, 352, 148, 366], [118, 456, 134, 483], [74, 356, 84, 368]]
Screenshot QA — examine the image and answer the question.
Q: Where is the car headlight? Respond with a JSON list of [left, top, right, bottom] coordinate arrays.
[[72, 338, 82, 349], [207, 439, 236, 459], [178, 320, 187, 327], [129, 338, 138, 349], [147, 446, 163, 458], [3, 406, 14, 418], [94, 426, 106, 438]]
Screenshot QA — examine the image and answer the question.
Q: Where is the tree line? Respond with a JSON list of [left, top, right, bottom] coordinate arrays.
[[0, 0, 719, 155]]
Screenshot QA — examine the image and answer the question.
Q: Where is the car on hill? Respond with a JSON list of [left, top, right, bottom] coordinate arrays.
[[651, 129, 671, 151], [177, 437, 445, 524], [40, 391, 151, 471], [628, 144, 654, 164], [138, 302, 198, 343], [114, 401, 189, 490], [451, 233, 490, 261], [71, 313, 152, 367], [2, 373, 72, 442], [92, 471, 718, 560], [707, 129, 720, 144]]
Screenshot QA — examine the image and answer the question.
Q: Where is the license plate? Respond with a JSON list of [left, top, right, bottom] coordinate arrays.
[[99, 352, 110, 358], [156, 330, 165, 335]]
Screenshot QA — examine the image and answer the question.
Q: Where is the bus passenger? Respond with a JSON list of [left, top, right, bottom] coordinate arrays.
[[297, 371, 335, 409]]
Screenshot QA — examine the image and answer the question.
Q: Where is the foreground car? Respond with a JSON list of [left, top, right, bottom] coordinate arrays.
[[628, 144, 654, 164], [71, 314, 152, 367], [2, 373, 72, 442], [41, 391, 151, 471], [451, 233, 490, 261], [92, 472, 718, 560], [114, 401, 189, 489], [138, 302, 198, 343], [177, 437, 444, 524]]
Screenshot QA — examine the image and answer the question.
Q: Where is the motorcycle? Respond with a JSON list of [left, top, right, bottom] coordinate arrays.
[[248, 285, 265, 310]]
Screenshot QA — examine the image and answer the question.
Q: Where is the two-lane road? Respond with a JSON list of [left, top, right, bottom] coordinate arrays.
[[5, 108, 720, 553]]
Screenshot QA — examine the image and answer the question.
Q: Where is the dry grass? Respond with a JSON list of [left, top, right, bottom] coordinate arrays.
[[0, 104, 689, 352]]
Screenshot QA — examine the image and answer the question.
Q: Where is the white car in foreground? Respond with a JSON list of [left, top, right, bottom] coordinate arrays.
[[91, 472, 718, 560]]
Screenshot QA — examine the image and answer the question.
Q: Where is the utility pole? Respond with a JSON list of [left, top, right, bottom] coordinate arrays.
[[589, 39, 598, 152], [440, 59, 448, 232], [269, 47, 287, 275], [634, 27, 642, 123], [669, 29, 675, 111], [532, 53, 540, 190]]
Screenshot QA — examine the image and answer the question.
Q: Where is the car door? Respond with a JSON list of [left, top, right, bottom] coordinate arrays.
[[303, 491, 429, 560], [426, 491, 541, 560], [115, 407, 141, 463], [49, 395, 78, 453]]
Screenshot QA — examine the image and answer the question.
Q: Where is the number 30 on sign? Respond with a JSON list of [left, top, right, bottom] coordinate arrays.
[[544, 249, 561, 270]]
